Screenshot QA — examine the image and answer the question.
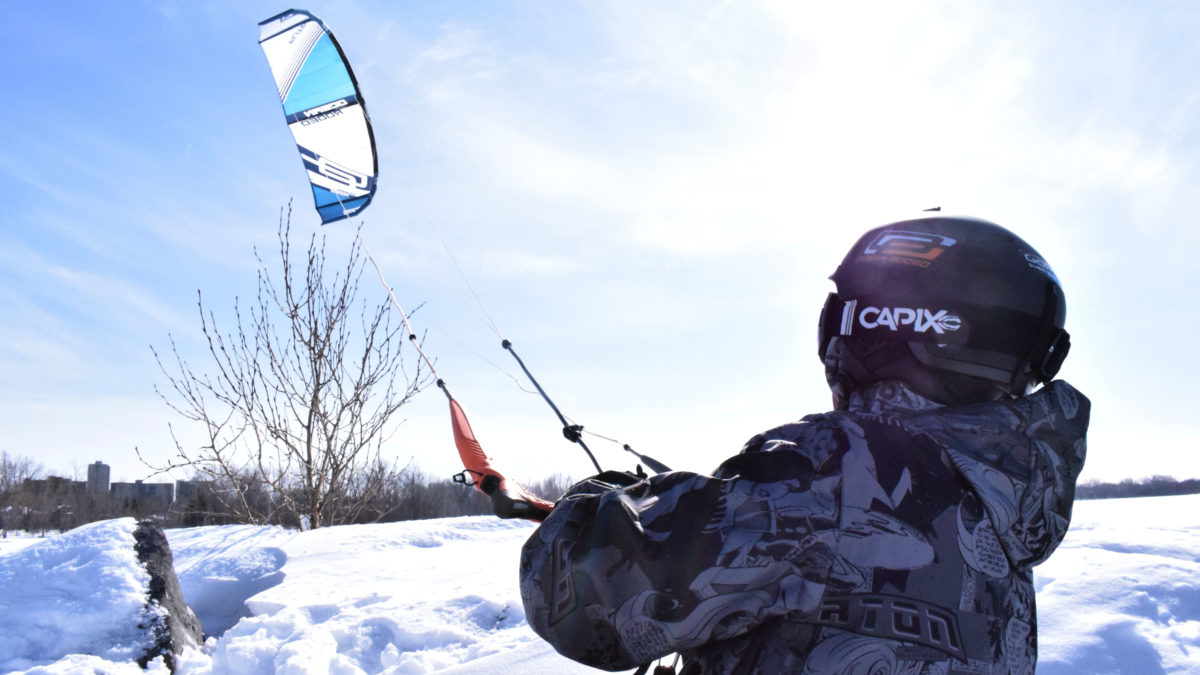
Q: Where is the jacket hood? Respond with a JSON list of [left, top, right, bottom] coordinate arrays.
[[897, 379, 1089, 567]]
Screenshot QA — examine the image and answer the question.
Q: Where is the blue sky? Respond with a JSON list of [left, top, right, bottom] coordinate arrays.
[[2, 1, 1198, 486]]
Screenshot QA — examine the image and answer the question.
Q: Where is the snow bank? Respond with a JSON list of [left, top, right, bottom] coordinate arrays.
[[0, 518, 157, 672], [168, 517, 595, 674], [4, 497, 1200, 673], [1036, 494, 1200, 673]]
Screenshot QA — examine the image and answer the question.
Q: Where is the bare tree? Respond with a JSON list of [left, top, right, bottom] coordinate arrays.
[[0, 451, 44, 493], [148, 207, 429, 528], [0, 452, 45, 536]]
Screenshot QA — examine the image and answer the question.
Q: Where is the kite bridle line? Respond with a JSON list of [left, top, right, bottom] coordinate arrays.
[[364, 247, 557, 520], [365, 247, 605, 475], [365, 248, 452, 402], [394, 181, 671, 476]]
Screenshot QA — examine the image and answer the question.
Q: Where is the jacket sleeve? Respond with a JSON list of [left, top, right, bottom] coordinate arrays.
[[518, 443, 837, 671], [905, 380, 1090, 569]]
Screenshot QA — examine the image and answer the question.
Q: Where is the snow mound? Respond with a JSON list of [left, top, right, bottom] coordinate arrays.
[[0, 518, 156, 672], [1036, 494, 1200, 673]]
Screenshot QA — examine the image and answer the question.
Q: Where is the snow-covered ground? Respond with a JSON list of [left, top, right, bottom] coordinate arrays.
[[2, 494, 1199, 673]]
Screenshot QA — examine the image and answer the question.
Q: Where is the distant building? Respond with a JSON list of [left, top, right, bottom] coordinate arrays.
[[87, 461, 110, 495], [21, 476, 86, 497], [110, 480, 175, 510], [174, 480, 213, 504]]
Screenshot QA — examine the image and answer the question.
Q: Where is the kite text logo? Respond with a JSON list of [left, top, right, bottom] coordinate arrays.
[[859, 307, 962, 335], [299, 108, 344, 126], [298, 99, 350, 125]]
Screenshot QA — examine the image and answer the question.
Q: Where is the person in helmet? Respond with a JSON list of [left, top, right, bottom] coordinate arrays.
[[520, 215, 1089, 674], [819, 216, 1072, 410]]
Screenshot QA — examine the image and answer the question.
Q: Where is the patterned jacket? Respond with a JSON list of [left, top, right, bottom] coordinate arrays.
[[519, 380, 1089, 674]]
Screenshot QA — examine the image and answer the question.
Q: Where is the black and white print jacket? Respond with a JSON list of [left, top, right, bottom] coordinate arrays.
[[520, 380, 1089, 674]]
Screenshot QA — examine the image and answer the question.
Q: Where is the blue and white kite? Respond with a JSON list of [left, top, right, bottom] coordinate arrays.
[[258, 9, 377, 224]]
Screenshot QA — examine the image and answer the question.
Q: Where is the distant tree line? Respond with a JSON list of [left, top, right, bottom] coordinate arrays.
[[0, 451, 573, 536], [1076, 475, 1200, 500], [160, 465, 574, 529]]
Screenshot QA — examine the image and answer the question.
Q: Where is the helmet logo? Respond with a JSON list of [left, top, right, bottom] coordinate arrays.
[[1023, 252, 1060, 283], [861, 231, 957, 268], [859, 306, 962, 335]]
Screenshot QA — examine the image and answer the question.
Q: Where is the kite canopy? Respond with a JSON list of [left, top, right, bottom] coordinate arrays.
[[258, 9, 378, 224]]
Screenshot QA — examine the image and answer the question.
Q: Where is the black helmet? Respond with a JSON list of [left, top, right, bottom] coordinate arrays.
[[818, 215, 1070, 408]]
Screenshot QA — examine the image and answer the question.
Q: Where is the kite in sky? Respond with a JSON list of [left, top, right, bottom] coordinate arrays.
[[258, 9, 378, 224]]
